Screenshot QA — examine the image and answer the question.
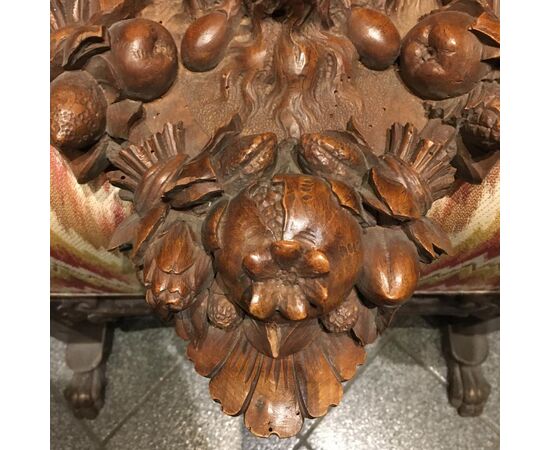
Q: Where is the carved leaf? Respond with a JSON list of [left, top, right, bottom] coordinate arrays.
[[404, 217, 453, 263]]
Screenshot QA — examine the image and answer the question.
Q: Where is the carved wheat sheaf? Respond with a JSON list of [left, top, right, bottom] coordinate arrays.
[[50, 0, 499, 439]]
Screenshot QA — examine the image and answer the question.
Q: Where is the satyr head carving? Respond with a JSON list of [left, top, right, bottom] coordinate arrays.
[[96, 113, 458, 436], [50, 0, 499, 439]]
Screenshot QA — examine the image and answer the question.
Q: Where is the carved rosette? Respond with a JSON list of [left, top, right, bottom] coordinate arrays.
[[50, 0, 499, 439]]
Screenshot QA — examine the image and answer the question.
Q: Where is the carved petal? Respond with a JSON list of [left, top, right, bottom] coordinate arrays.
[[351, 302, 378, 346], [209, 337, 263, 416], [317, 329, 365, 381], [405, 217, 453, 263], [187, 325, 240, 377], [164, 153, 223, 208], [356, 227, 420, 307], [244, 357, 302, 438], [294, 340, 343, 418]]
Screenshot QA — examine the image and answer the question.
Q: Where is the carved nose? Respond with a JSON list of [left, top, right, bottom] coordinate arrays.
[[270, 240, 302, 269]]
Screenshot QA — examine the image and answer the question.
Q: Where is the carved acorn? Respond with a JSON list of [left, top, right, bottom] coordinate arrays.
[[50, 70, 107, 152], [399, 11, 492, 100], [347, 7, 401, 70], [181, 10, 236, 72], [108, 18, 178, 101], [143, 221, 213, 312]]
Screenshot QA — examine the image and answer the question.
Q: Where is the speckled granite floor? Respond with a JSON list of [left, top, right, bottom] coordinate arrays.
[[50, 316, 499, 450]]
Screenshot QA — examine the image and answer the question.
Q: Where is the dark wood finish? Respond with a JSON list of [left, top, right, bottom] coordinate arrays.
[[51, 0, 500, 438]]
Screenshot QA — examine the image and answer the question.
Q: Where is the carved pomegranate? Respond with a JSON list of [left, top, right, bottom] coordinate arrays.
[[50, 70, 107, 152], [399, 11, 490, 100], [347, 7, 401, 70], [208, 175, 364, 321], [108, 18, 178, 101]]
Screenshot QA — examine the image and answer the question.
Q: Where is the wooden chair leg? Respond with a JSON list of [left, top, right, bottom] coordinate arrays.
[[52, 319, 109, 419], [442, 316, 499, 417]]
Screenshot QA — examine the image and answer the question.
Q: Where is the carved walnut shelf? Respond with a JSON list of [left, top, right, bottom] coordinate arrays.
[[50, 0, 499, 438]]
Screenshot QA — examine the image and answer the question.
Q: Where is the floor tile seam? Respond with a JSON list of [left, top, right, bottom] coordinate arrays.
[[481, 415, 500, 436], [51, 381, 104, 449], [354, 333, 395, 379], [100, 361, 180, 447], [390, 336, 447, 384]]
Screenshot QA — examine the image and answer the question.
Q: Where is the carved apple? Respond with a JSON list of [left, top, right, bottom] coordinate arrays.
[[205, 175, 364, 321], [50, 70, 107, 152], [399, 11, 490, 100], [108, 18, 178, 101]]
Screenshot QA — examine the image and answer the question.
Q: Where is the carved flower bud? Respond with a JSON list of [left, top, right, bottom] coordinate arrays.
[[399, 11, 490, 100], [347, 8, 401, 71], [356, 227, 420, 307], [298, 131, 369, 188], [50, 70, 107, 152], [108, 19, 178, 101], [181, 11, 234, 72], [143, 221, 213, 313]]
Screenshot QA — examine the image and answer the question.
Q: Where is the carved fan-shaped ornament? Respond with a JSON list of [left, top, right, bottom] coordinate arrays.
[[50, 0, 499, 438]]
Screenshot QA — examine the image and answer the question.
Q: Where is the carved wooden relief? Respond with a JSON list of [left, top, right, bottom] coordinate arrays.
[[51, 0, 499, 438]]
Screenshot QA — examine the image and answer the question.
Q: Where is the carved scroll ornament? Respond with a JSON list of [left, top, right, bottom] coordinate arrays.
[[50, 0, 499, 438]]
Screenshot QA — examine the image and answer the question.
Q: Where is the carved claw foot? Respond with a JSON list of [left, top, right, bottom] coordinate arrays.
[[444, 324, 491, 417], [64, 364, 106, 420], [61, 322, 108, 419]]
